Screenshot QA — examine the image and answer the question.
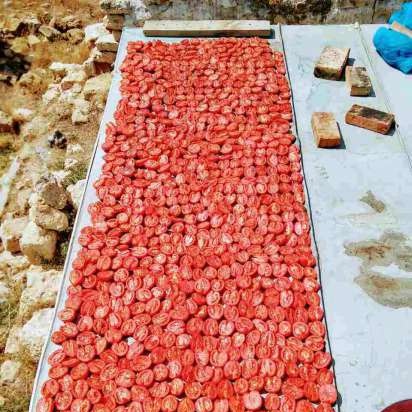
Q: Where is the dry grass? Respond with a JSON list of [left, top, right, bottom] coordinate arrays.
[[31, 40, 90, 69], [0, 347, 38, 412]]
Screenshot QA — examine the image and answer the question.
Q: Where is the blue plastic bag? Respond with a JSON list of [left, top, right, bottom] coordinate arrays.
[[373, 2, 412, 74]]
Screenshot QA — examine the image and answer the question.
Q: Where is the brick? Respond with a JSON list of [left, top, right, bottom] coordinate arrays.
[[345, 104, 394, 134], [346, 66, 372, 96], [311, 112, 341, 148], [314, 46, 350, 80]]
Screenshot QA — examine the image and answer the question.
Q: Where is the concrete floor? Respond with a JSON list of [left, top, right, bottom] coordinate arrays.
[[30, 25, 412, 412]]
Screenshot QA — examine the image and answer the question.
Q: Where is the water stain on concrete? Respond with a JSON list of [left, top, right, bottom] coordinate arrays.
[[345, 231, 412, 308], [360, 190, 386, 213]]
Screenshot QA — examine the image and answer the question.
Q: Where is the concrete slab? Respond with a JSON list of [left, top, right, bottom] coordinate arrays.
[[30, 25, 412, 412], [282, 24, 412, 412]]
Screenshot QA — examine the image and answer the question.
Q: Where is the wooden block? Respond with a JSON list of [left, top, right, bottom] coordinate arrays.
[[143, 20, 271, 37], [345, 104, 394, 134], [314, 46, 350, 80], [311, 112, 341, 148], [346, 66, 372, 96], [391, 21, 412, 39]]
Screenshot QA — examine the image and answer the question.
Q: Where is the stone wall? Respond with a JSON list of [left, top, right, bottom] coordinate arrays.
[[140, 0, 407, 24]]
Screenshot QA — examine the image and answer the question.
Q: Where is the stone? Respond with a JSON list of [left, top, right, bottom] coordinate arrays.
[[314, 46, 350, 80], [82, 57, 96, 77], [0, 282, 10, 304], [66, 143, 84, 157], [27, 34, 41, 47], [35, 173, 67, 209], [20, 221, 57, 263], [346, 66, 372, 96], [345, 104, 395, 135], [0, 110, 14, 133], [38, 25, 61, 41], [130, 0, 151, 26], [100, 0, 130, 14], [21, 116, 49, 140], [72, 98, 91, 124], [112, 30, 122, 42], [391, 21, 412, 39], [90, 48, 116, 64], [0, 251, 30, 277], [42, 84, 61, 105], [0, 360, 21, 384], [0, 214, 28, 252], [4, 326, 21, 354], [29, 195, 69, 232], [47, 130, 67, 149], [104, 14, 125, 31], [84, 22, 110, 44], [67, 179, 86, 210], [18, 266, 62, 319], [311, 112, 341, 148], [18, 69, 48, 93], [65, 28, 85, 44], [19, 308, 54, 360], [20, 15, 41, 34], [12, 107, 34, 123], [82, 72, 112, 106], [61, 69, 87, 90], [64, 157, 80, 170], [0, 133, 14, 149], [54, 15, 82, 32], [10, 37, 29, 55], [96, 33, 119, 52], [49, 62, 82, 77]]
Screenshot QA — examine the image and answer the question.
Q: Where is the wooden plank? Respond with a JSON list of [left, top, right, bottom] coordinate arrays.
[[143, 20, 271, 37], [391, 21, 412, 39]]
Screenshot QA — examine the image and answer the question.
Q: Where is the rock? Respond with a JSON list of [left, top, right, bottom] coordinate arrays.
[[67, 179, 86, 210], [10, 37, 29, 55], [72, 98, 91, 124], [100, 0, 130, 14], [0, 133, 14, 149], [18, 69, 48, 93], [90, 48, 116, 64], [38, 25, 61, 41], [20, 221, 57, 263], [54, 15, 82, 32], [61, 69, 87, 90], [0, 251, 30, 277], [47, 130, 67, 149], [96, 33, 119, 52], [4, 325, 22, 354], [0, 110, 14, 133], [12, 107, 34, 123], [18, 266, 62, 319], [35, 173, 67, 209], [19, 308, 54, 360], [0, 282, 10, 304], [42, 84, 61, 105], [20, 15, 41, 34], [21, 116, 49, 140], [0, 214, 29, 252], [65, 28, 84, 44], [66, 143, 84, 157], [82, 57, 96, 77], [130, 0, 151, 26], [84, 22, 110, 44], [58, 83, 83, 106], [64, 157, 80, 171], [82, 72, 112, 106], [29, 195, 69, 232], [311, 112, 341, 148], [15, 187, 32, 214], [0, 360, 21, 385], [104, 14, 125, 31], [27, 34, 41, 47], [49, 62, 82, 77]]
